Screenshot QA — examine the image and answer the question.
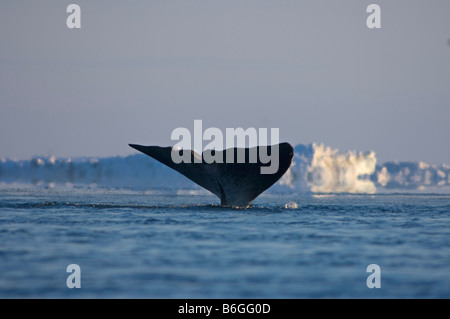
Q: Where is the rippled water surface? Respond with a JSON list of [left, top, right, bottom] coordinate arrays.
[[1, 187, 449, 298]]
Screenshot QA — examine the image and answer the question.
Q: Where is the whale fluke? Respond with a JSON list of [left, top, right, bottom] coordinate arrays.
[[129, 143, 294, 208]]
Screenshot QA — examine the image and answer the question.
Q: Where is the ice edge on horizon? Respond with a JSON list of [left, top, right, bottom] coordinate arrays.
[[1, 143, 449, 193]]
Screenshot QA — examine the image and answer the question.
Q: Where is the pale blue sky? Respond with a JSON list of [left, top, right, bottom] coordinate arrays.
[[1, 1, 449, 164]]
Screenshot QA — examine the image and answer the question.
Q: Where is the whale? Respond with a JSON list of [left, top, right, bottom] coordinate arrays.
[[129, 143, 294, 208]]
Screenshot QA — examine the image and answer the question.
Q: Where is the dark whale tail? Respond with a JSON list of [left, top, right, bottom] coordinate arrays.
[[129, 143, 293, 208]]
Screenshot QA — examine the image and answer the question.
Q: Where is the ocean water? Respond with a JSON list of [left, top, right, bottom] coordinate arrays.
[[1, 187, 449, 298]]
